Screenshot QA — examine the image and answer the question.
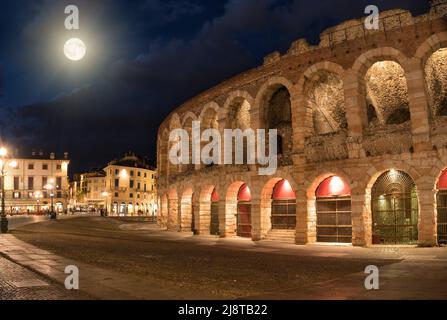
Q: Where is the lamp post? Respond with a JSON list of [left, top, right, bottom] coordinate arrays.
[[101, 191, 109, 217], [34, 191, 43, 214], [0, 147, 18, 233], [45, 180, 56, 220]]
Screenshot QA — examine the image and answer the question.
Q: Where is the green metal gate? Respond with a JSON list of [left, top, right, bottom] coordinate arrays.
[[372, 171, 418, 245]]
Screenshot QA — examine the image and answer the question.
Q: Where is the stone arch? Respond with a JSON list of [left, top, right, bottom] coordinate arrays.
[[198, 185, 219, 235], [199, 102, 221, 128], [181, 114, 196, 172], [160, 193, 168, 228], [181, 112, 198, 127], [180, 187, 194, 232], [167, 114, 182, 176], [415, 32, 447, 67], [305, 170, 353, 244], [362, 162, 420, 245], [167, 188, 179, 230], [423, 46, 447, 117], [255, 77, 296, 158], [226, 181, 250, 238], [300, 62, 347, 136], [223, 91, 254, 129], [259, 176, 298, 238], [351, 48, 411, 128], [158, 129, 170, 176]]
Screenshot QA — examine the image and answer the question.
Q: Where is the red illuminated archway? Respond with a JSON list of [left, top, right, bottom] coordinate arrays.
[[271, 179, 296, 230], [316, 176, 351, 198], [437, 169, 447, 244], [210, 188, 220, 235], [315, 176, 352, 243], [438, 169, 447, 190], [237, 184, 252, 238]]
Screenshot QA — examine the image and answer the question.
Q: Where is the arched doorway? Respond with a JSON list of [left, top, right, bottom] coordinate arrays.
[[237, 184, 252, 238], [437, 169, 447, 244], [371, 170, 418, 245], [316, 176, 352, 243], [210, 188, 219, 236], [271, 179, 296, 230]]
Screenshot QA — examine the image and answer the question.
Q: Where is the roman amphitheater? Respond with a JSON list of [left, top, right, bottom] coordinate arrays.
[[157, 1, 447, 247]]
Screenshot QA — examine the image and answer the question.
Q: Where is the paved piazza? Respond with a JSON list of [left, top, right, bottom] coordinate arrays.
[[0, 217, 445, 300]]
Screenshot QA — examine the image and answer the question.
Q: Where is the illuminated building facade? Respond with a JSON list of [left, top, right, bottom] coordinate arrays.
[[157, 3, 447, 246], [1, 150, 70, 214], [103, 152, 157, 216]]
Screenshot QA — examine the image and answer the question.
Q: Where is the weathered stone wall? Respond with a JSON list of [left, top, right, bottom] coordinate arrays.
[[157, 3, 447, 247]]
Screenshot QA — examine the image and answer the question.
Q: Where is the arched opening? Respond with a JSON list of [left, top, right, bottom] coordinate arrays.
[[181, 188, 195, 233], [113, 201, 118, 215], [425, 48, 447, 117], [316, 176, 352, 243], [237, 184, 252, 238], [371, 170, 418, 245], [265, 86, 292, 155], [304, 71, 347, 135], [182, 117, 195, 173], [120, 202, 126, 215], [436, 169, 447, 244], [210, 188, 220, 235], [226, 98, 252, 164], [271, 179, 296, 230], [168, 189, 179, 230], [200, 106, 219, 167], [365, 61, 410, 126]]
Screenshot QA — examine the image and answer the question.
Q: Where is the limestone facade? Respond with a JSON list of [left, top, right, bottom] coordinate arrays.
[[157, 3, 447, 246]]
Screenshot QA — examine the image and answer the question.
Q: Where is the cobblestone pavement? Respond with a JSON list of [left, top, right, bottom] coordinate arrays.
[[4, 217, 447, 300], [0, 256, 89, 300]]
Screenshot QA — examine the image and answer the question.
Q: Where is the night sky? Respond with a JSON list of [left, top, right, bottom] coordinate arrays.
[[0, 0, 427, 175]]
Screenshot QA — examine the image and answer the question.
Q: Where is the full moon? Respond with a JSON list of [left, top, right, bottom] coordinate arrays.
[[64, 38, 87, 61]]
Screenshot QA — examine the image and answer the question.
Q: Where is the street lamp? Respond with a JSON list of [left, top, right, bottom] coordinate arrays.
[[101, 191, 109, 217], [44, 179, 56, 220], [0, 147, 18, 233], [34, 191, 43, 214]]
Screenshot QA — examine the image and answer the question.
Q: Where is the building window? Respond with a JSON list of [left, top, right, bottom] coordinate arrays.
[[13, 177, 19, 190], [138, 171, 141, 177], [130, 193, 134, 198], [114, 192, 119, 197], [130, 180, 134, 189], [28, 192, 34, 198], [130, 170, 134, 177], [42, 177, 47, 187], [144, 184, 147, 192], [28, 164, 34, 170], [42, 164, 48, 170], [152, 174, 154, 179], [13, 192, 21, 199], [56, 164, 62, 170], [144, 173, 147, 178], [57, 191, 62, 198], [137, 194, 140, 199], [114, 179, 119, 188], [137, 182, 141, 190], [56, 177, 62, 190], [115, 169, 119, 175], [28, 177, 34, 190]]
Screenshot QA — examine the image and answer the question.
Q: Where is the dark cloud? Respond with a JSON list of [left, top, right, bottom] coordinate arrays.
[[1, 0, 428, 174]]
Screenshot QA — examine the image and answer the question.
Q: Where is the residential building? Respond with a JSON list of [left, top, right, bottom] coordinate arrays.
[[2, 150, 70, 214]]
